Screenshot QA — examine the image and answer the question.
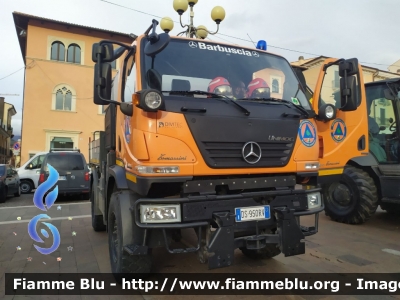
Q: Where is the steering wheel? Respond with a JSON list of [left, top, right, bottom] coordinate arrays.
[[389, 121, 397, 132]]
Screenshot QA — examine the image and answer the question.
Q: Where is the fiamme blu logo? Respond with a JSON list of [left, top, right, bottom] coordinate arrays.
[[28, 164, 61, 255]]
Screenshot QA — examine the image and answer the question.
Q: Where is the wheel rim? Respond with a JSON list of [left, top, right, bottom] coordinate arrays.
[[326, 182, 356, 214], [110, 212, 118, 264], [20, 183, 31, 193]]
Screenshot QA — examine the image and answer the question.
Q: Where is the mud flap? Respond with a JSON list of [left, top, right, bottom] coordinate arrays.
[[274, 207, 305, 256], [207, 212, 235, 269]]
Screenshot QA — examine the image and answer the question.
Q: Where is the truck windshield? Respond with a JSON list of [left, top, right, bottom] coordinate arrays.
[[142, 38, 311, 110]]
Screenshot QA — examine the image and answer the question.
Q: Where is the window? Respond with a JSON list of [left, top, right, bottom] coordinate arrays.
[[51, 41, 65, 61], [26, 155, 45, 169], [272, 79, 279, 93], [111, 60, 116, 69], [333, 71, 340, 88], [67, 44, 81, 64], [50, 137, 74, 149], [55, 87, 73, 111], [0, 166, 4, 176], [46, 155, 84, 171]]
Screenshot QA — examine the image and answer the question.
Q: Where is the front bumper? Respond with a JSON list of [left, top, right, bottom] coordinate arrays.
[[127, 187, 323, 269]]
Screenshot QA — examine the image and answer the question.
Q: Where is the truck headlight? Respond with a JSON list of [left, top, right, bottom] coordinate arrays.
[[140, 204, 181, 223], [307, 192, 321, 209], [135, 166, 179, 174], [138, 89, 164, 112]]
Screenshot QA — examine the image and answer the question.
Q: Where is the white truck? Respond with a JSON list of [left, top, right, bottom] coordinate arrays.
[[16, 152, 48, 193]]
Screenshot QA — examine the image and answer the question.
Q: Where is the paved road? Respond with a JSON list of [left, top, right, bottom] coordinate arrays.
[[0, 193, 399, 300]]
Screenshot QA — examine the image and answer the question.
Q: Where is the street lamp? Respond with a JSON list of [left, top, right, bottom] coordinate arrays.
[[160, 0, 226, 39]]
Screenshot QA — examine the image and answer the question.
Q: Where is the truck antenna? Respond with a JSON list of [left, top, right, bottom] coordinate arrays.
[[247, 33, 256, 47]]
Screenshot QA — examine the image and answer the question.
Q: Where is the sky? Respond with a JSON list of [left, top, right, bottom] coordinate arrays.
[[0, 0, 399, 137]]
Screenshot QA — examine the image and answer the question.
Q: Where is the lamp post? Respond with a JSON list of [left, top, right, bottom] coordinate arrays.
[[160, 0, 226, 40]]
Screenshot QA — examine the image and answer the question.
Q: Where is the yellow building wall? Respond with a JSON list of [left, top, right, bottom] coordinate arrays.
[[20, 20, 131, 165]]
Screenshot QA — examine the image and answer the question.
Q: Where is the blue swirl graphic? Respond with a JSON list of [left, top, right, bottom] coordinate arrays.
[[27, 214, 60, 254], [33, 164, 59, 211], [28, 163, 61, 255]]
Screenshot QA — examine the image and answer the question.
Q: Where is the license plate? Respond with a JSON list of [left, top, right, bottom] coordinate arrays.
[[58, 176, 66, 181], [235, 206, 270, 222]]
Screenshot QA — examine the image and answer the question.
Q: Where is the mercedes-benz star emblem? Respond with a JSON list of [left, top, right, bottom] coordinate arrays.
[[189, 41, 197, 48], [252, 51, 259, 57], [242, 141, 262, 164]]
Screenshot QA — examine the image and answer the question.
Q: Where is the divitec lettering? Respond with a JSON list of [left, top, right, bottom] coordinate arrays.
[[191, 41, 260, 57], [158, 122, 183, 128], [28, 164, 61, 255]]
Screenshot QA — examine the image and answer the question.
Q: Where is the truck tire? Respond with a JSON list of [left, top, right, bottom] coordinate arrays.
[[241, 244, 281, 260], [323, 166, 378, 224], [108, 192, 152, 283], [380, 203, 400, 215], [20, 180, 33, 194], [91, 188, 106, 232]]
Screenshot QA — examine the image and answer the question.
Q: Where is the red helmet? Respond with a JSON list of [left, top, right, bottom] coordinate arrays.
[[208, 77, 232, 96], [246, 78, 270, 99]]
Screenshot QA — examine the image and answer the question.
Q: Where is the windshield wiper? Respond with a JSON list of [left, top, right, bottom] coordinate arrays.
[[163, 90, 250, 116], [238, 97, 310, 118]]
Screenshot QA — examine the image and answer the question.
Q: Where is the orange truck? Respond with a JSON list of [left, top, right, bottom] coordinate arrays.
[[293, 67, 400, 224], [88, 18, 366, 280]]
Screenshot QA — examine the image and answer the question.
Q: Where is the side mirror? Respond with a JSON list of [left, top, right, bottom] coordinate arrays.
[[92, 43, 114, 63], [339, 76, 358, 111], [339, 58, 359, 77], [120, 102, 133, 117], [93, 62, 112, 105], [144, 20, 170, 57]]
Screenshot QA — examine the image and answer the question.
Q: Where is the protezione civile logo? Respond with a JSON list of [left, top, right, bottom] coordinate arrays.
[[28, 164, 61, 255]]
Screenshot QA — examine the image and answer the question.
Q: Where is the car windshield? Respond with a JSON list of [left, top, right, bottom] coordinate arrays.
[[46, 154, 84, 171], [0, 166, 5, 176], [142, 38, 311, 109]]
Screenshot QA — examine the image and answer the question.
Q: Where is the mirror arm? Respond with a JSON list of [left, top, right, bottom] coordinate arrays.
[[323, 58, 344, 72], [148, 19, 160, 44]]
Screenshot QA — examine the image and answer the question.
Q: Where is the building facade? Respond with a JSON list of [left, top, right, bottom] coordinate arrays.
[[13, 12, 134, 164], [0, 97, 16, 164]]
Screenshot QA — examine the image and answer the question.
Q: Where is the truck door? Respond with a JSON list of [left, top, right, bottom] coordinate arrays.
[[311, 58, 369, 182]]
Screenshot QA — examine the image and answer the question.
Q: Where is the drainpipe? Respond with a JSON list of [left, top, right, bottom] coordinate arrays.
[[372, 68, 379, 82]]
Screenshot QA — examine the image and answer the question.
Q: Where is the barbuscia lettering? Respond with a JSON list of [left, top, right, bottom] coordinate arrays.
[[197, 42, 255, 57]]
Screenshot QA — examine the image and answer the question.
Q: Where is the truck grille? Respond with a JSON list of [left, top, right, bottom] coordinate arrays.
[[201, 141, 293, 168]]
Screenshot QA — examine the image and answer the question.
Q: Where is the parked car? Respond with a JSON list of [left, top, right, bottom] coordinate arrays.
[[38, 149, 90, 200], [0, 164, 21, 203], [16, 151, 48, 193]]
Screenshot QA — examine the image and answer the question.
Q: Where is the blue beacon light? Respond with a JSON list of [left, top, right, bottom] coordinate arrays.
[[256, 40, 267, 51]]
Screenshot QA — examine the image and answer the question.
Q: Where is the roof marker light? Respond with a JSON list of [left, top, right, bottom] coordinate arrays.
[[256, 40, 267, 51]]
